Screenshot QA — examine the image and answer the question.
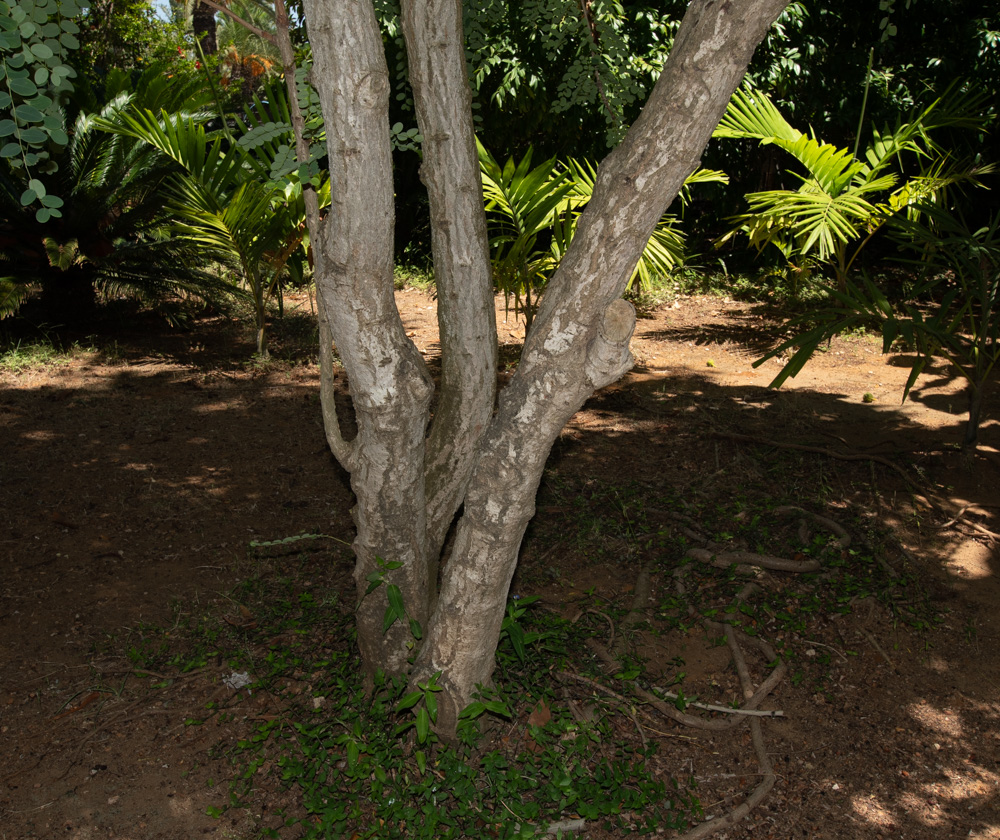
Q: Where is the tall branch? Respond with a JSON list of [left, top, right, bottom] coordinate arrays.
[[400, 0, 498, 602]]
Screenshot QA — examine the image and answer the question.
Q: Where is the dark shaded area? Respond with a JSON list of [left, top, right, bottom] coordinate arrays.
[[1, 294, 998, 839]]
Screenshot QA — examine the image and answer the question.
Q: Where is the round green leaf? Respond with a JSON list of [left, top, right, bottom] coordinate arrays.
[[27, 178, 45, 198], [19, 126, 45, 143], [0, 119, 14, 136], [20, 187, 37, 205], [9, 4, 26, 21], [34, 66, 49, 85], [30, 42, 54, 60], [40, 22, 59, 37], [58, 31, 78, 49], [0, 141, 21, 157], [35, 206, 51, 223], [59, 19, 78, 34], [0, 31, 20, 49], [0, 93, 9, 110], [46, 127, 66, 145], [19, 21, 36, 37], [8, 75, 37, 96], [15, 103, 44, 122], [6, 52, 26, 69], [0, 15, 17, 32], [23, 150, 38, 164], [31, 93, 52, 109], [40, 193, 61, 208]]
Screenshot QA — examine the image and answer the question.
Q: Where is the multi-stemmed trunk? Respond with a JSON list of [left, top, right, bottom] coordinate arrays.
[[301, 0, 791, 736]]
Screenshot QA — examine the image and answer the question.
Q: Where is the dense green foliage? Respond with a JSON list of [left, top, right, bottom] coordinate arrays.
[[0, 0, 85, 225], [0, 0, 996, 429], [714, 84, 993, 290]]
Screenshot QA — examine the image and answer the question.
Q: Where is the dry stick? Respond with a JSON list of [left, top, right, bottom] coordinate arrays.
[[687, 547, 820, 573], [560, 666, 731, 732], [666, 566, 787, 840], [859, 629, 896, 669]]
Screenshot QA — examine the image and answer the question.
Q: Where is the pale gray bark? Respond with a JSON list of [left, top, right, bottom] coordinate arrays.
[[304, 0, 433, 677], [303, 0, 790, 728], [400, 0, 497, 601], [412, 0, 792, 733]]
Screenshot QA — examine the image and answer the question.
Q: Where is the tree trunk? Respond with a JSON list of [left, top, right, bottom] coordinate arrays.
[[305, 0, 434, 680], [399, 0, 497, 607], [192, 2, 218, 56], [303, 0, 791, 732]]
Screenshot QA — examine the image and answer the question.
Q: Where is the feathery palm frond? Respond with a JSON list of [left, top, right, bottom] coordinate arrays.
[[715, 85, 992, 290]]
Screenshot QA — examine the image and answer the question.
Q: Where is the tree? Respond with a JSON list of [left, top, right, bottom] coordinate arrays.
[[300, 0, 790, 736]]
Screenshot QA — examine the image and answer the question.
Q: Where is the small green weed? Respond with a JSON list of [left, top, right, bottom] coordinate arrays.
[[269, 628, 699, 839], [119, 549, 698, 839], [394, 263, 435, 292], [0, 338, 72, 372]]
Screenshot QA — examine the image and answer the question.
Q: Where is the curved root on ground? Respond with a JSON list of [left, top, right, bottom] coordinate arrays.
[[566, 504, 855, 839]]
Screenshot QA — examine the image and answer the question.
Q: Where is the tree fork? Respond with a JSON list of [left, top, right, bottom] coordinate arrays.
[[303, 0, 792, 730]]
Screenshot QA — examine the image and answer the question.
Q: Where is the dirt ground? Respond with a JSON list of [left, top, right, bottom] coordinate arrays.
[[1, 289, 998, 840]]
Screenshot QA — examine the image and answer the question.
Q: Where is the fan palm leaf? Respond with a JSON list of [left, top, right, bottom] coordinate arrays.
[[715, 84, 992, 290]]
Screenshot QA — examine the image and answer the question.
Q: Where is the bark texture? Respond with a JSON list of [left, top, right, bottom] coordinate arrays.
[[192, 2, 218, 55], [303, 0, 791, 730], [411, 0, 792, 733], [400, 0, 497, 602], [304, 0, 433, 678]]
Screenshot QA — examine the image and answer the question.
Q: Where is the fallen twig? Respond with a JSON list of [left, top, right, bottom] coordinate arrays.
[[859, 629, 896, 670], [648, 689, 784, 718]]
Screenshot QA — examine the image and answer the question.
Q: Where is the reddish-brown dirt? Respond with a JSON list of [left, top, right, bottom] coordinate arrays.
[[1, 289, 998, 840]]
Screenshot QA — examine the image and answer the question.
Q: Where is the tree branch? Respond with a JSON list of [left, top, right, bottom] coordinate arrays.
[[400, 0, 498, 603]]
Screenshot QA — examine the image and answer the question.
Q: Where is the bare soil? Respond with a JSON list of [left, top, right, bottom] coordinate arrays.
[[1, 289, 998, 840]]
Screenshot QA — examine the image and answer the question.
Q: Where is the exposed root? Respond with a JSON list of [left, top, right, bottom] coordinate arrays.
[[686, 547, 820, 573], [685, 503, 852, 574], [712, 431, 919, 489], [560, 664, 733, 732], [673, 715, 776, 840], [942, 513, 1000, 543], [563, 502, 866, 839], [775, 505, 851, 551]]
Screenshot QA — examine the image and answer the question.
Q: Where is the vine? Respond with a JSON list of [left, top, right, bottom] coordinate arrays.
[[0, 0, 86, 222]]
